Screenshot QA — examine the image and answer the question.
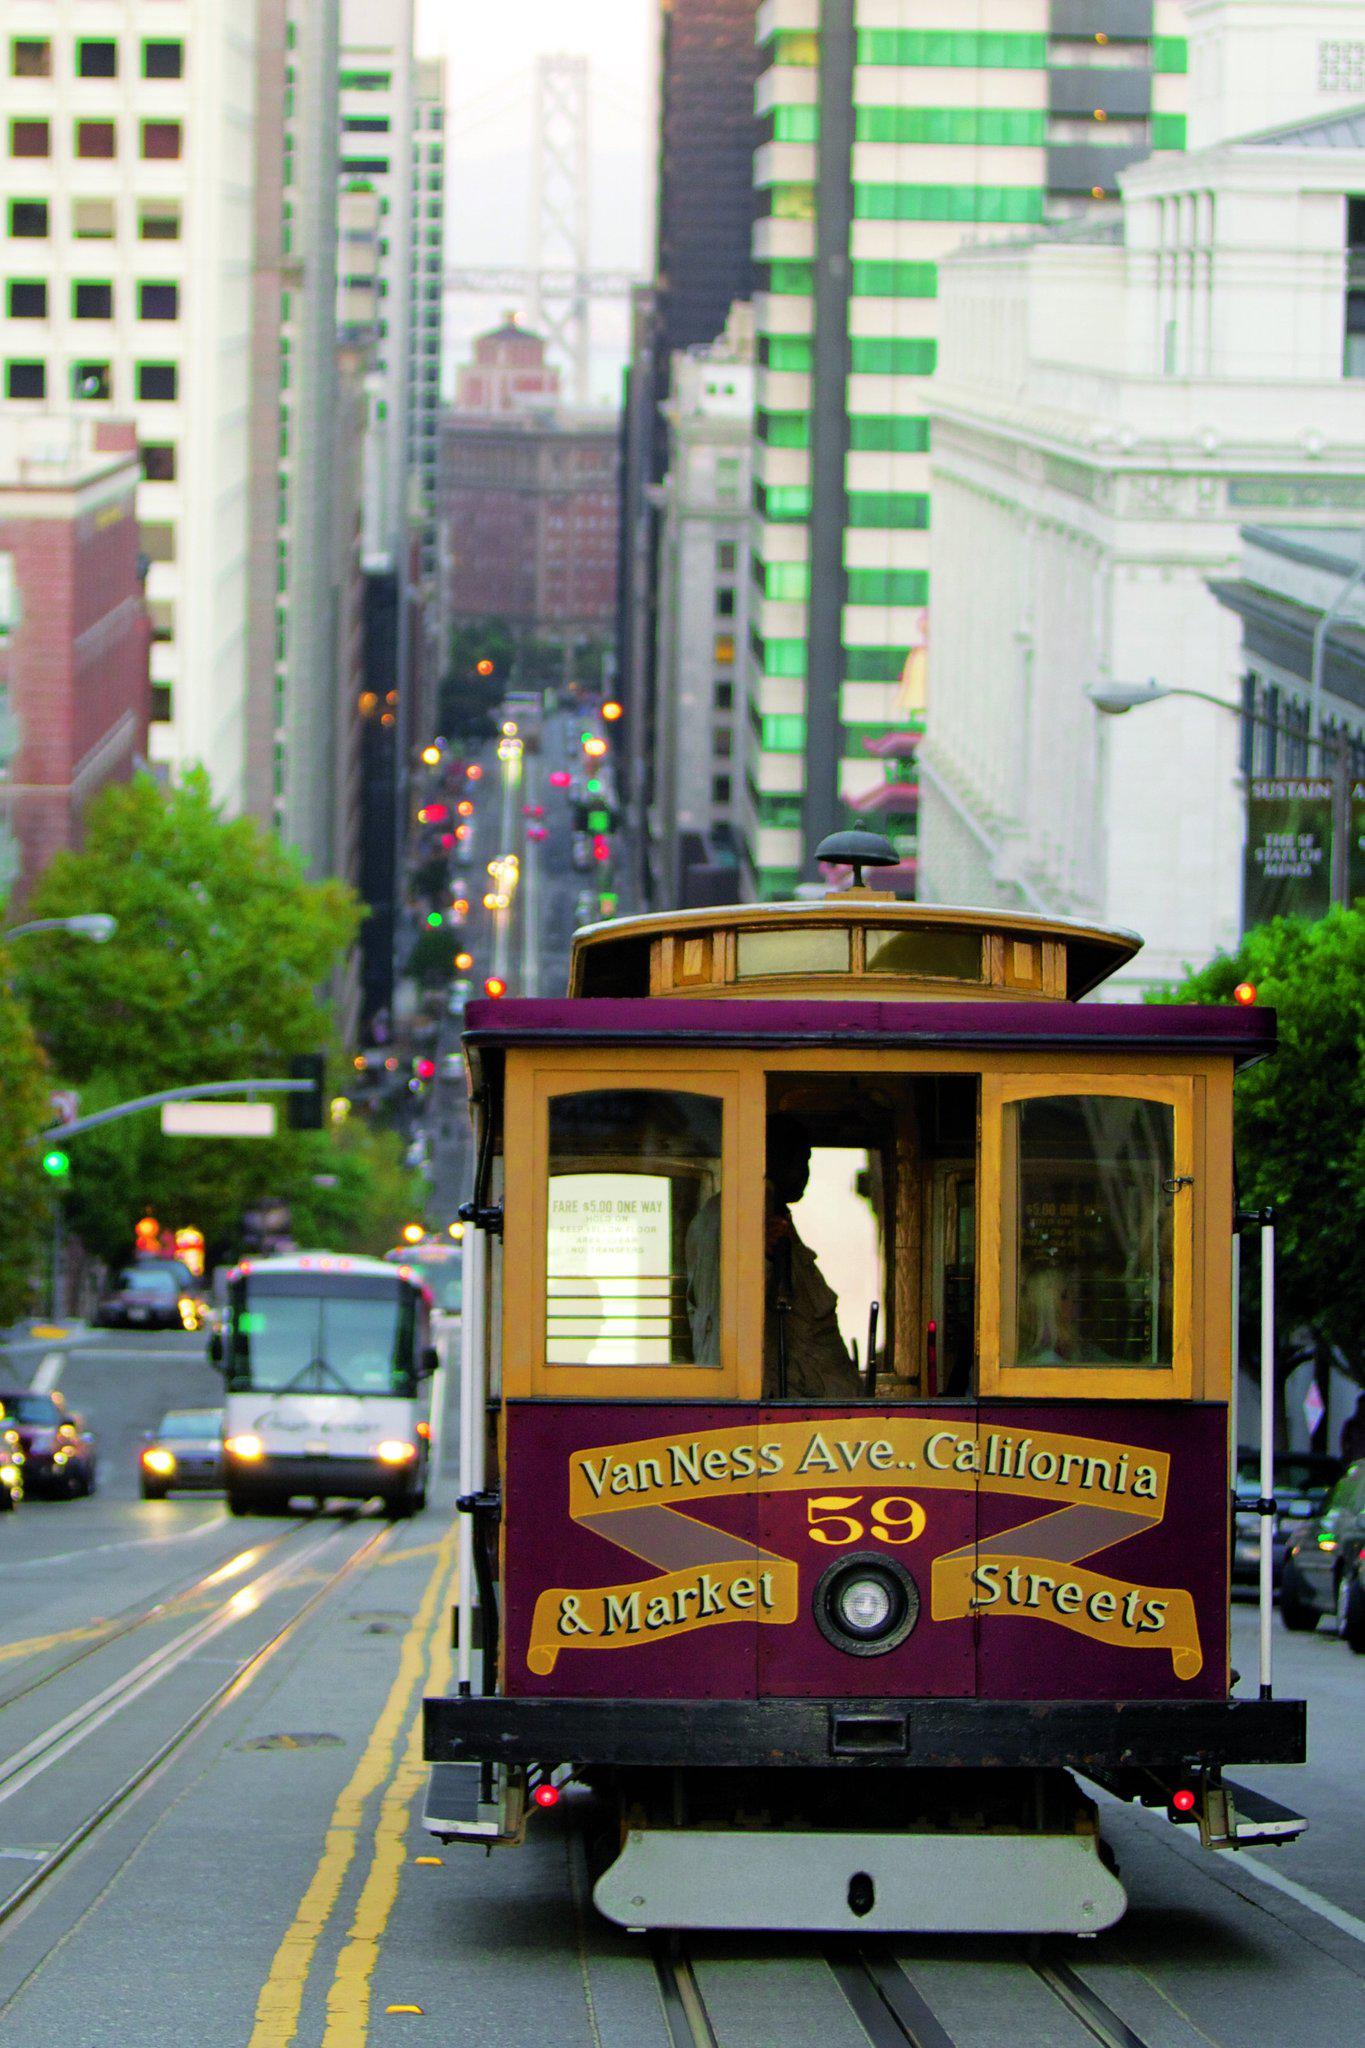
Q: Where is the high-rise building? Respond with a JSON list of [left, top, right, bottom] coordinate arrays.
[[0, 416, 149, 901], [651, 303, 755, 906], [408, 55, 445, 589], [0, 8, 259, 809], [617, 1, 764, 902], [743, 0, 1190, 900]]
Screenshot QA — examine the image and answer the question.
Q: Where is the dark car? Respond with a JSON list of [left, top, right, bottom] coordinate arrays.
[[1279, 1458, 1365, 1650], [1233, 1451, 1342, 1586], [140, 1407, 223, 1498], [0, 1388, 96, 1497], [95, 1261, 209, 1331], [0, 1409, 22, 1509]]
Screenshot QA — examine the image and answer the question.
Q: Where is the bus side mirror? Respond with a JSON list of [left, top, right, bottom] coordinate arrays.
[[421, 1345, 440, 1381], [207, 1330, 224, 1369]]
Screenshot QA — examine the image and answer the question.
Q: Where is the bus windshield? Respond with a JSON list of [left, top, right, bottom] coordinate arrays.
[[226, 1274, 418, 1398]]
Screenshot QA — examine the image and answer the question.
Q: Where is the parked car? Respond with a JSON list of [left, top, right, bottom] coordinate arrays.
[[0, 1388, 96, 1497], [140, 1408, 224, 1499], [1233, 1451, 1341, 1586], [95, 1261, 209, 1331], [1279, 1458, 1365, 1650], [0, 1409, 23, 1509]]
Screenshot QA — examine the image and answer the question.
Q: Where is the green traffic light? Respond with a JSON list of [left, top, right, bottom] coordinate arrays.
[[426, 912, 443, 928], [586, 777, 603, 795], [42, 1149, 71, 1180]]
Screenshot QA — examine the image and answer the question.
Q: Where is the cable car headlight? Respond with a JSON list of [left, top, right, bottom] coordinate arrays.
[[814, 1555, 919, 1656]]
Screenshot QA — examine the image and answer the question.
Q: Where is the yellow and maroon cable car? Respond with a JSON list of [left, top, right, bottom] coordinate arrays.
[[423, 835, 1306, 1934]]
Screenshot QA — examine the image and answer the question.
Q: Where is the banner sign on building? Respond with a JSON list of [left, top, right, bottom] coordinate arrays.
[[1243, 779, 1333, 926], [1353, 782, 1365, 907]]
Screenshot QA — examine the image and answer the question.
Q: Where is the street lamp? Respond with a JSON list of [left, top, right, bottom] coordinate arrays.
[[2, 913, 117, 944], [1085, 679, 1232, 718]]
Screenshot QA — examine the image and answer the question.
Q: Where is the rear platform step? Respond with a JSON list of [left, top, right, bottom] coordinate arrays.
[[1226, 1780, 1308, 1848]]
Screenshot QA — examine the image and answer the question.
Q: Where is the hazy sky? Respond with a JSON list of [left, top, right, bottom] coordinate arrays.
[[416, 1, 657, 399]]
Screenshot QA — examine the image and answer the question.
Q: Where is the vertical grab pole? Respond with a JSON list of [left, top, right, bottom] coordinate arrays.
[[1229, 1234, 1240, 1473], [1259, 1219, 1276, 1700], [455, 1216, 480, 1694]]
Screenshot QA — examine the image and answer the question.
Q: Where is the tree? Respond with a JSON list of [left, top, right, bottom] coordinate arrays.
[[0, 965, 52, 1320], [13, 772, 374, 1265], [440, 618, 515, 739], [1160, 906, 1365, 1389]]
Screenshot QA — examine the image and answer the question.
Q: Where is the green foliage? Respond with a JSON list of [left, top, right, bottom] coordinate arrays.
[[441, 619, 516, 740], [12, 772, 375, 1265], [0, 967, 51, 1320], [405, 926, 456, 985], [1160, 907, 1365, 1386]]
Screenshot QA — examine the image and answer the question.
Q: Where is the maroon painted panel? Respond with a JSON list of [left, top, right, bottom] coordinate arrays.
[[974, 1403, 1228, 1702], [754, 1405, 975, 1699], [501, 1400, 1228, 1705]]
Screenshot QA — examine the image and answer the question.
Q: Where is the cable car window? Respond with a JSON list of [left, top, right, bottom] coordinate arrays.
[[865, 929, 983, 981], [546, 1090, 722, 1367], [735, 927, 850, 978], [1009, 1096, 1174, 1369]]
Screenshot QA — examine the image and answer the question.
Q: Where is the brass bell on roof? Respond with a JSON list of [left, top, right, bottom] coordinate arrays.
[[814, 829, 900, 891]]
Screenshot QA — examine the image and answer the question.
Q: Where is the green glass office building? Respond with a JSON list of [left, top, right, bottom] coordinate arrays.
[[743, 0, 1188, 897]]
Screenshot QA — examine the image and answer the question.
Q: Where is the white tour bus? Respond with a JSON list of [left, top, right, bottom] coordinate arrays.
[[210, 1253, 439, 1517]]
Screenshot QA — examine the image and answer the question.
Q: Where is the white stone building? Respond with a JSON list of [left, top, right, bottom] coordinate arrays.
[[0, 3, 258, 808], [651, 303, 756, 907], [918, 22, 1365, 991]]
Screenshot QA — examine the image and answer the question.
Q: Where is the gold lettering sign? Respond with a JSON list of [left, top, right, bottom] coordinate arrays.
[[525, 1418, 1203, 1678]]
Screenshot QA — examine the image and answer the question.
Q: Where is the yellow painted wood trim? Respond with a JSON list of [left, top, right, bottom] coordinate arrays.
[[980, 1071, 1196, 1403]]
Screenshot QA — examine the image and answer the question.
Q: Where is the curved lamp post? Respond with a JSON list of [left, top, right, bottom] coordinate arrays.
[[2, 913, 117, 944]]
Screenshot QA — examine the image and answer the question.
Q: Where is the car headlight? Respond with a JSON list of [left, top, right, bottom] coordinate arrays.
[[1, 1464, 19, 1487], [814, 1554, 920, 1656], [225, 1433, 265, 1462], [376, 1439, 417, 1466], [143, 1448, 177, 1476]]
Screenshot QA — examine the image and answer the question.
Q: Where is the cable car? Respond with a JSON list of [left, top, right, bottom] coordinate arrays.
[[422, 833, 1306, 1934]]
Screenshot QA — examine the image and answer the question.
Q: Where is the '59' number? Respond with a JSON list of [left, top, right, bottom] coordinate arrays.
[[806, 1495, 926, 1546]]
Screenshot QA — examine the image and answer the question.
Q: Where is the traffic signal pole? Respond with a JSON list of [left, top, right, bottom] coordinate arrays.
[[34, 1075, 317, 1145]]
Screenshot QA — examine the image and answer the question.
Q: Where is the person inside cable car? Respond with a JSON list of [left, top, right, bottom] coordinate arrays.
[[686, 1113, 856, 1398]]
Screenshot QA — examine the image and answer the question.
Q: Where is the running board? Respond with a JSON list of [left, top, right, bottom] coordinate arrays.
[[593, 1827, 1127, 1935], [1226, 1782, 1307, 1847], [421, 1762, 524, 1846]]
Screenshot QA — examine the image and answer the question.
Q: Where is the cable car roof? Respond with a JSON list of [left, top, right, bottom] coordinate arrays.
[[568, 899, 1141, 1004]]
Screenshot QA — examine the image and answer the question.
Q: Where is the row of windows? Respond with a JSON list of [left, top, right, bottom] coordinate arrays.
[[856, 31, 1187, 73], [758, 335, 937, 377], [758, 562, 929, 608], [854, 183, 1044, 225], [7, 196, 180, 240], [6, 279, 178, 319], [767, 258, 938, 301], [11, 36, 183, 81], [8, 117, 182, 160], [4, 358, 178, 400]]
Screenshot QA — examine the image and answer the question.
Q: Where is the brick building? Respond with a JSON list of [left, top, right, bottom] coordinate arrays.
[[0, 416, 149, 901], [443, 321, 618, 646]]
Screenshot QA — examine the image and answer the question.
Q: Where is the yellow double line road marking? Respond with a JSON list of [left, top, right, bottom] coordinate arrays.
[[248, 1522, 460, 2048]]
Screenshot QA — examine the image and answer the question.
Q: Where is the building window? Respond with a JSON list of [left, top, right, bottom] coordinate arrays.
[[716, 586, 736, 618], [76, 121, 118, 160], [150, 684, 173, 724], [714, 728, 733, 759], [1346, 198, 1365, 378], [714, 635, 735, 668], [6, 361, 45, 399], [142, 41, 184, 80], [138, 281, 178, 320], [140, 522, 175, 563], [138, 201, 180, 240], [344, 116, 391, 132], [141, 122, 182, 162], [78, 40, 118, 79], [73, 361, 111, 400], [711, 775, 732, 806], [717, 540, 737, 574], [10, 120, 50, 159], [137, 362, 178, 400], [148, 600, 174, 643], [8, 199, 48, 237], [73, 281, 114, 319], [714, 680, 733, 712], [141, 442, 176, 481], [11, 39, 51, 79], [7, 279, 46, 318], [73, 198, 116, 239]]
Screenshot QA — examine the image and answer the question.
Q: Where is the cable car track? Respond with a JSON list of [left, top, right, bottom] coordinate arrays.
[[653, 1937, 1161, 2048], [0, 1515, 391, 1934], [0, 1513, 320, 1715]]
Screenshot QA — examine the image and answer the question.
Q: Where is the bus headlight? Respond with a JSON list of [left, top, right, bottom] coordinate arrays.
[[225, 1433, 265, 1462], [143, 1448, 177, 1476], [814, 1555, 919, 1656], [376, 1440, 417, 1465]]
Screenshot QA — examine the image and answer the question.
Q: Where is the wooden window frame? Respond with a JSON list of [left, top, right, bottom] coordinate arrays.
[[979, 1071, 1196, 1402], [503, 1051, 763, 1400]]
